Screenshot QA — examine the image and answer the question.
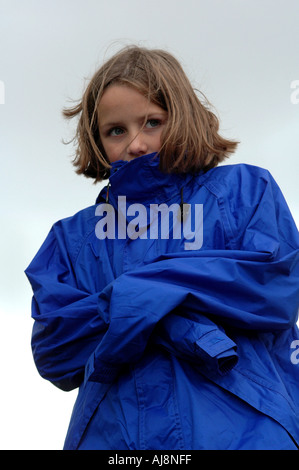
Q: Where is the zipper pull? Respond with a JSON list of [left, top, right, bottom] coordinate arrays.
[[106, 181, 111, 203], [178, 187, 190, 221]]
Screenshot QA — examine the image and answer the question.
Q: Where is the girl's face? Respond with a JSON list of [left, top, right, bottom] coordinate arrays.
[[97, 85, 168, 163]]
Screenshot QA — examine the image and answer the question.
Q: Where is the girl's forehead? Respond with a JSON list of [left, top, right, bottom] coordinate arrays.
[[97, 85, 166, 122], [100, 85, 148, 107]]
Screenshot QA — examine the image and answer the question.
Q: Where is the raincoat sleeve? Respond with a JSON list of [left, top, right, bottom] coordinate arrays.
[[25, 220, 109, 391], [86, 166, 299, 383], [151, 307, 239, 376]]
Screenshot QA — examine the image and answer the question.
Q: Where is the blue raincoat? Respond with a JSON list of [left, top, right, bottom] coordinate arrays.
[[25, 153, 299, 450]]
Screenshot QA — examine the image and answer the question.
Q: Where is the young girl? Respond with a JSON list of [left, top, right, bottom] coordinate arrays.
[[25, 46, 299, 450]]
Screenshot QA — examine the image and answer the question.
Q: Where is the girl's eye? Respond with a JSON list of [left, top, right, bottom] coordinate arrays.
[[145, 119, 161, 129], [109, 127, 124, 137]]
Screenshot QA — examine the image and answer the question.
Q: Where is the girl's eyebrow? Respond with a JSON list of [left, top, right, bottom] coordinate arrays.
[[99, 112, 167, 131], [99, 121, 123, 130]]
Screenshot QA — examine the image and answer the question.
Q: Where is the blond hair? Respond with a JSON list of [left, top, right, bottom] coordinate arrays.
[[63, 45, 239, 182]]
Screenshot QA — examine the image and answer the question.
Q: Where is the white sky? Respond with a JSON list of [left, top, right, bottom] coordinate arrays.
[[0, 0, 298, 450]]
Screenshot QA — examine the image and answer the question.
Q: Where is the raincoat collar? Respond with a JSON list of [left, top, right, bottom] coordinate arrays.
[[96, 152, 197, 205]]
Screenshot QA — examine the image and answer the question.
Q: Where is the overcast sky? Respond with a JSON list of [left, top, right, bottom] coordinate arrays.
[[1, 0, 298, 449]]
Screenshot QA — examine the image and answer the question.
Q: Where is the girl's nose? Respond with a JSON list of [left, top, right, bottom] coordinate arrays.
[[127, 132, 148, 157]]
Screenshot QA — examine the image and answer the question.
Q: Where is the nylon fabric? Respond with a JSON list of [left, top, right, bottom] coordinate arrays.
[[25, 153, 299, 450]]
